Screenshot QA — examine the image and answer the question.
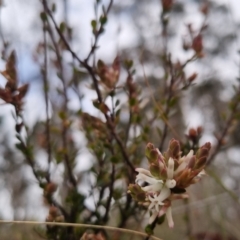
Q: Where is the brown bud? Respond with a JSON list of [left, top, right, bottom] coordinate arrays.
[[187, 128, 199, 143], [160, 167, 168, 180], [196, 147, 209, 159], [136, 192, 146, 202], [189, 128, 197, 138], [195, 156, 207, 170], [148, 149, 159, 163], [97, 57, 120, 89], [128, 184, 146, 202], [149, 163, 160, 179], [161, 0, 173, 12], [81, 232, 105, 240], [175, 169, 191, 188], [146, 142, 154, 150], [128, 184, 143, 195], [200, 3, 209, 15], [18, 83, 29, 98], [197, 126, 203, 135], [145, 142, 155, 159], [188, 156, 196, 169], [202, 142, 211, 151], [55, 215, 64, 222], [44, 182, 57, 195], [49, 206, 58, 217], [188, 73, 198, 82], [46, 215, 54, 222], [169, 139, 180, 158], [92, 100, 110, 114], [192, 35, 203, 53]]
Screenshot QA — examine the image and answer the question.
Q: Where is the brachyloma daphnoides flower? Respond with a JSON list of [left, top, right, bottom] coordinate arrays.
[[128, 139, 211, 228]]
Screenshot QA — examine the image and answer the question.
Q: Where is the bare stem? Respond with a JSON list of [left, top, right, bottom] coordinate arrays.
[[42, 20, 52, 182]]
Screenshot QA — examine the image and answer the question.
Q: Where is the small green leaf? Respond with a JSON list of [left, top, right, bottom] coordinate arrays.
[[51, 3, 56, 12], [157, 127, 162, 137], [60, 22, 66, 33], [145, 224, 154, 235], [157, 214, 165, 225], [100, 15, 107, 25], [116, 109, 121, 117], [129, 98, 137, 106], [91, 20, 97, 30], [124, 59, 133, 70], [110, 156, 119, 163], [113, 189, 122, 200], [15, 143, 23, 151], [40, 12, 47, 22], [58, 111, 67, 120], [169, 97, 178, 107]]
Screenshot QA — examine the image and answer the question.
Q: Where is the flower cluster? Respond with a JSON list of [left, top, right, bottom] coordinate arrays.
[[128, 139, 211, 228]]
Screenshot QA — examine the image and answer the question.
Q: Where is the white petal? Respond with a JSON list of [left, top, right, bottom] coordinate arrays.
[[157, 187, 171, 203], [148, 201, 155, 210], [166, 179, 176, 189], [156, 149, 165, 159], [186, 150, 194, 159], [166, 207, 174, 228], [136, 173, 160, 185], [135, 168, 151, 176], [174, 150, 194, 176], [155, 204, 160, 212], [148, 211, 158, 224], [167, 158, 174, 179], [197, 169, 205, 177], [142, 182, 163, 192]]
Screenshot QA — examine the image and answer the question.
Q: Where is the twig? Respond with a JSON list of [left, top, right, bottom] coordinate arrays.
[[103, 163, 115, 223], [159, 57, 176, 151], [84, 0, 114, 63], [183, 198, 192, 239], [207, 95, 240, 166], [141, 60, 181, 142], [42, 19, 52, 182], [144, 218, 158, 240], [42, 1, 77, 187]]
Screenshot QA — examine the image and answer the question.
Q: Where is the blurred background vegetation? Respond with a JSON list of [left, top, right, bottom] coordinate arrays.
[[0, 0, 240, 239]]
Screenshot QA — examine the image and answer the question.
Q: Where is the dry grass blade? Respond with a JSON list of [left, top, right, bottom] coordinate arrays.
[[0, 220, 163, 240]]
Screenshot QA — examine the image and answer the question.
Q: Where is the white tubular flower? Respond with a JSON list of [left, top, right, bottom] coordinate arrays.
[[166, 207, 174, 228], [147, 186, 171, 224], [148, 194, 163, 212], [165, 158, 176, 189], [156, 186, 171, 202], [197, 169, 205, 178], [158, 204, 174, 228], [174, 150, 194, 176], [192, 169, 206, 183], [142, 182, 163, 192], [129, 140, 211, 229], [148, 187, 170, 209], [136, 159, 177, 226], [148, 211, 159, 224], [135, 168, 152, 176], [135, 168, 163, 192]]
